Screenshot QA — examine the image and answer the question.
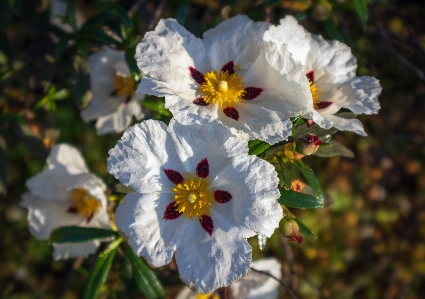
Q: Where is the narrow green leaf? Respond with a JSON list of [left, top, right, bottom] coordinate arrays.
[[82, 242, 120, 299], [276, 155, 292, 189], [352, 0, 368, 30], [65, 0, 77, 31], [71, 54, 90, 109], [50, 226, 117, 243], [125, 47, 141, 84], [293, 218, 316, 239], [314, 140, 354, 158], [291, 160, 324, 207], [142, 99, 172, 117], [323, 15, 344, 42], [248, 139, 271, 156], [278, 187, 323, 209], [113, 5, 133, 29], [55, 34, 71, 61], [126, 244, 165, 299]]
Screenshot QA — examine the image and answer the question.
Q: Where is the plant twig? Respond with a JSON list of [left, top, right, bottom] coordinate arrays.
[[148, 0, 167, 30]]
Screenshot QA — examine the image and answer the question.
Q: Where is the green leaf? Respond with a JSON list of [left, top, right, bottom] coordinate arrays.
[[50, 226, 117, 243], [0, 136, 7, 195], [265, 0, 282, 7], [278, 187, 323, 209], [112, 183, 135, 194], [125, 47, 141, 84], [293, 218, 316, 239], [126, 243, 165, 299], [276, 155, 292, 189], [113, 5, 133, 29], [291, 160, 324, 207], [142, 99, 172, 117], [65, 0, 77, 32], [71, 54, 90, 109], [323, 15, 344, 42], [79, 28, 121, 46], [248, 139, 271, 156], [55, 34, 71, 61], [82, 240, 121, 299], [352, 0, 368, 30], [314, 140, 355, 158]]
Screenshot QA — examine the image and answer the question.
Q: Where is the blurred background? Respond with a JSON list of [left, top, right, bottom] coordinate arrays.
[[1, 0, 425, 298]]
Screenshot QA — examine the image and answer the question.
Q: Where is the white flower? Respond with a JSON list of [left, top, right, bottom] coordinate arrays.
[[176, 258, 282, 299], [20, 144, 111, 260], [108, 119, 282, 293], [81, 46, 144, 134], [135, 15, 311, 144], [264, 16, 382, 135]]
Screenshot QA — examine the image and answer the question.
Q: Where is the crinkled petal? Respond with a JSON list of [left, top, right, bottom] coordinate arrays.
[[320, 114, 367, 136], [47, 143, 88, 173], [175, 211, 252, 294], [211, 155, 281, 238], [135, 19, 209, 92], [108, 120, 185, 193], [53, 241, 99, 260], [232, 258, 282, 299], [167, 119, 248, 178], [203, 15, 269, 71], [115, 192, 187, 267], [20, 193, 85, 240], [26, 171, 70, 201], [95, 98, 144, 134]]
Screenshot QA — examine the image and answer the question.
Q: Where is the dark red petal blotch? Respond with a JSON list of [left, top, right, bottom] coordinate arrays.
[[189, 66, 205, 85], [199, 215, 214, 236], [315, 101, 333, 110], [163, 202, 183, 220], [242, 87, 264, 100], [306, 71, 315, 83], [163, 169, 184, 184], [196, 158, 209, 178], [214, 190, 233, 204], [223, 107, 239, 121], [193, 98, 209, 106], [221, 61, 235, 75]]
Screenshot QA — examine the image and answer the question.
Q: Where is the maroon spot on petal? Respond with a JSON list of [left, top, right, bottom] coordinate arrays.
[[110, 89, 118, 96], [223, 107, 239, 121], [86, 213, 94, 224], [124, 95, 132, 104], [242, 87, 264, 100], [196, 158, 209, 178], [306, 71, 315, 83], [315, 101, 333, 110], [199, 215, 214, 236], [189, 66, 205, 85], [193, 98, 209, 106], [214, 190, 232, 204], [163, 169, 184, 184], [67, 206, 78, 214], [221, 61, 235, 75], [163, 202, 182, 220]]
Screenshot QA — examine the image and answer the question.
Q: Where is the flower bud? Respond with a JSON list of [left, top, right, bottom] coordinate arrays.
[[295, 133, 322, 155], [284, 142, 305, 161], [281, 218, 303, 244]]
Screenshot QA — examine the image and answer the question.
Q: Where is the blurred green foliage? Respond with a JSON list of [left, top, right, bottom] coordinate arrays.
[[1, 0, 425, 298]]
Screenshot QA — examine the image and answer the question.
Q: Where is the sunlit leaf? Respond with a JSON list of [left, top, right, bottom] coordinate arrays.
[[278, 187, 323, 209], [291, 159, 324, 207], [50, 226, 117, 243], [248, 139, 271, 156], [276, 155, 292, 189], [293, 217, 316, 239], [125, 243, 165, 299], [142, 99, 172, 117]]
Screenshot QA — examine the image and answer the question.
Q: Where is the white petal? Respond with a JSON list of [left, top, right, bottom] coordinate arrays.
[[175, 211, 252, 294], [168, 119, 248, 178], [108, 120, 186, 193], [320, 114, 367, 136], [20, 193, 85, 240], [327, 76, 382, 115], [95, 98, 144, 134], [26, 171, 70, 201], [232, 258, 282, 299], [47, 143, 88, 173], [135, 19, 209, 89], [264, 15, 311, 66], [211, 155, 282, 238], [115, 192, 187, 267], [53, 241, 99, 260], [203, 15, 269, 71]]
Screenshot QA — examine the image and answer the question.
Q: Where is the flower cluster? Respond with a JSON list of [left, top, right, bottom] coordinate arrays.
[[20, 13, 381, 297]]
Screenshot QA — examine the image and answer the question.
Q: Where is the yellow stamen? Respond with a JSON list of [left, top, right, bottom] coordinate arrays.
[[70, 188, 101, 218], [172, 174, 213, 218], [308, 78, 323, 110], [199, 70, 245, 107], [195, 294, 220, 299], [112, 74, 136, 98]]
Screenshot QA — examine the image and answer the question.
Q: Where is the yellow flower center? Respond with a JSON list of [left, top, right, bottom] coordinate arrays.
[[308, 78, 323, 109], [70, 188, 101, 218], [172, 174, 213, 218], [112, 74, 136, 98], [195, 294, 220, 299], [199, 70, 245, 107]]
